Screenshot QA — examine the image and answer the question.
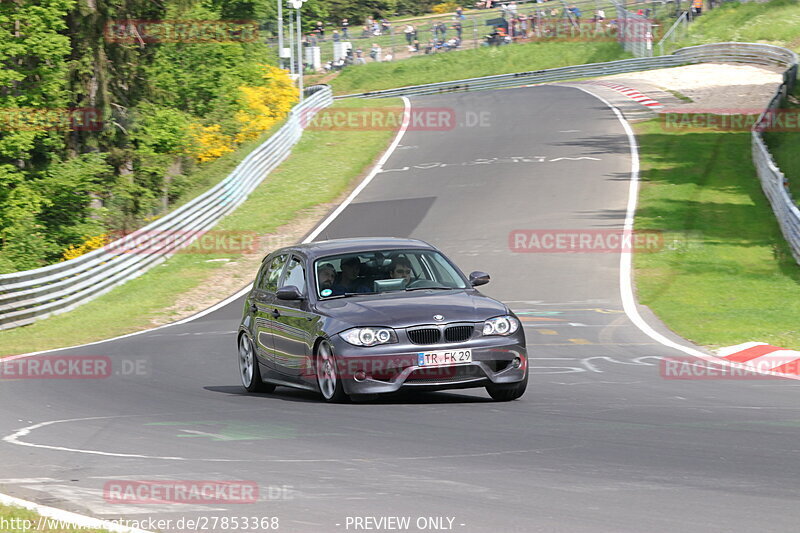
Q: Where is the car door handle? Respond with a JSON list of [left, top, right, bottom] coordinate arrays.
[[271, 308, 281, 318]]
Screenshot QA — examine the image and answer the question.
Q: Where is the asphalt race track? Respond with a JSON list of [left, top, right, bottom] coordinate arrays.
[[2, 86, 800, 533]]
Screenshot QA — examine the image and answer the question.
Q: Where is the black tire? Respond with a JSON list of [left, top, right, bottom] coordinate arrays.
[[315, 340, 349, 403], [238, 333, 276, 393], [486, 372, 528, 401]]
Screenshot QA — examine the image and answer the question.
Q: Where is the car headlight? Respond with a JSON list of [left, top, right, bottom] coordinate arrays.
[[340, 327, 398, 347], [482, 315, 520, 336]]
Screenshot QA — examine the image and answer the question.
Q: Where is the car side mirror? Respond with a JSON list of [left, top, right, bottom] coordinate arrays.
[[468, 271, 490, 287], [276, 285, 304, 300]]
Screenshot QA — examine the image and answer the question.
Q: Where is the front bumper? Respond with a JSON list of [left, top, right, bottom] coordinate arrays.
[[327, 332, 527, 395]]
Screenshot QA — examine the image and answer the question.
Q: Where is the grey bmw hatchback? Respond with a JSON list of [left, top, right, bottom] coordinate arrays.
[[237, 237, 527, 402]]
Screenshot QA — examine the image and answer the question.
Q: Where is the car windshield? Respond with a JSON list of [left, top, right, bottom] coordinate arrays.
[[314, 249, 468, 299]]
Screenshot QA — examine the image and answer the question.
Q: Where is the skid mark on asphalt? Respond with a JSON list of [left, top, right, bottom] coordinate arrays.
[[529, 355, 663, 375]]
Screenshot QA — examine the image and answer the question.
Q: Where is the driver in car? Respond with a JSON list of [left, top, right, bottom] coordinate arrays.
[[389, 257, 414, 286]]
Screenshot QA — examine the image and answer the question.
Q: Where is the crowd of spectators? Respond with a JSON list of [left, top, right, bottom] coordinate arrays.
[[310, 1, 631, 71]]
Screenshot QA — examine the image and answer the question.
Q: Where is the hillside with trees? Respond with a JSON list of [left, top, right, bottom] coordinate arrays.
[[0, 0, 432, 273]]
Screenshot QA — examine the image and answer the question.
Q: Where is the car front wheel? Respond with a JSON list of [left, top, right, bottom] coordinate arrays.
[[486, 372, 527, 401], [316, 340, 348, 403]]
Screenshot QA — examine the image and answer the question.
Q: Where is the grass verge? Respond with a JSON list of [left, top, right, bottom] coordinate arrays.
[[0, 98, 401, 357], [674, 0, 800, 53], [0, 503, 109, 533], [329, 41, 629, 94], [633, 118, 800, 350]]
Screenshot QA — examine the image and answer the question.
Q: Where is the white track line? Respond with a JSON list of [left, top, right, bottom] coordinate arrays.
[[572, 86, 800, 382]]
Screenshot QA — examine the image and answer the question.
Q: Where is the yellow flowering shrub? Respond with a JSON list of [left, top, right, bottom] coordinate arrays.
[[186, 65, 296, 163], [234, 65, 298, 144], [188, 123, 235, 163], [62, 234, 109, 261], [432, 2, 460, 14]]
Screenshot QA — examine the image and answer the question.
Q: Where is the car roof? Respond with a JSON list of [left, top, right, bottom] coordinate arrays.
[[271, 237, 436, 261]]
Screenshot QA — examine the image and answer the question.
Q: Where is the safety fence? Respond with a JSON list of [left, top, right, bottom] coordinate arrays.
[[289, 0, 672, 68], [0, 85, 333, 331]]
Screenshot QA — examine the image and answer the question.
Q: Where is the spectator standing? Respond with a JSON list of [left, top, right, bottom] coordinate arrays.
[[569, 5, 581, 24], [456, 6, 464, 19], [518, 13, 528, 38], [315, 21, 325, 38], [369, 42, 381, 61], [332, 30, 340, 42], [404, 24, 415, 45], [453, 20, 463, 40], [341, 18, 350, 39], [355, 47, 366, 64]]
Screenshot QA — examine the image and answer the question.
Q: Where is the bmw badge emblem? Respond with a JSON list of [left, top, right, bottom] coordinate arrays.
[[433, 314, 444, 321]]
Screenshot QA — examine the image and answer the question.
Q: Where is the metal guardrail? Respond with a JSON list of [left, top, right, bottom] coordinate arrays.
[[0, 85, 333, 331], [752, 60, 800, 264]]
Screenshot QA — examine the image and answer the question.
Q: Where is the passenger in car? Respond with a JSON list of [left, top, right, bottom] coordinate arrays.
[[318, 262, 358, 296], [317, 263, 337, 288], [388, 257, 414, 286], [338, 256, 370, 293]]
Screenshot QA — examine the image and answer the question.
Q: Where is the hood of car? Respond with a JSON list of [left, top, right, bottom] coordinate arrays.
[[314, 289, 508, 329]]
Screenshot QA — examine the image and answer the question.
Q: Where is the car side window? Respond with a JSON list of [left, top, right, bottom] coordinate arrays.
[[258, 254, 288, 293], [280, 256, 306, 294]]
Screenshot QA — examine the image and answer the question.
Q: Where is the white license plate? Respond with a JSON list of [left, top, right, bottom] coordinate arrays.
[[417, 349, 472, 367]]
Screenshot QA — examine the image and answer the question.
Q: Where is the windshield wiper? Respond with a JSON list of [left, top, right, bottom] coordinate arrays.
[[404, 286, 454, 292], [322, 291, 378, 299]]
